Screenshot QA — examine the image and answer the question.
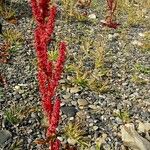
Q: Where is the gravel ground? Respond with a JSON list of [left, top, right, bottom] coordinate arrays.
[[0, 0, 150, 150]]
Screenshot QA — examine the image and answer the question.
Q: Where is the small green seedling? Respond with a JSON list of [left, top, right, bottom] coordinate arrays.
[[3, 29, 23, 46], [115, 110, 130, 123], [135, 64, 150, 75], [131, 75, 148, 85], [64, 122, 89, 148], [4, 104, 35, 125]]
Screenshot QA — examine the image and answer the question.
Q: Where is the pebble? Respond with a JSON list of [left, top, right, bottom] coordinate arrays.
[[61, 106, 78, 117], [76, 111, 87, 120], [14, 94, 22, 100], [14, 85, 20, 92], [77, 99, 89, 107], [115, 117, 123, 124], [69, 117, 74, 121], [0, 130, 12, 148], [67, 138, 77, 145], [89, 123, 94, 127], [62, 93, 71, 99], [88, 14, 96, 19], [71, 101, 77, 106], [31, 112, 36, 118], [69, 87, 81, 93], [93, 126, 99, 131], [138, 32, 145, 37], [57, 137, 63, 142]]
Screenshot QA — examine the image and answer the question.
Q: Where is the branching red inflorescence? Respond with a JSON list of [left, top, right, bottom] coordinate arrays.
[[102, 0, 120, 29], [30, 0, 67, 149]]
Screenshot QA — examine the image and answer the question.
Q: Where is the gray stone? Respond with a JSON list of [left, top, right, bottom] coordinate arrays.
[[0, 130, 12, 148], [61, 106, 77, 117], [14, 94, 21, 100]]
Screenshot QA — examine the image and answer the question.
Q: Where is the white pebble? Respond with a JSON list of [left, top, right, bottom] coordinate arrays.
[[88, 14, 96, 19]]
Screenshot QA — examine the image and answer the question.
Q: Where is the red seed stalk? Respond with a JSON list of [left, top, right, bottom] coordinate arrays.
[[30, 0, 67, 149], [102, 0, 120, 29]]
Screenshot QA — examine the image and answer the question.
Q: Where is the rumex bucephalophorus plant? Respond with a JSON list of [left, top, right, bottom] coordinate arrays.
[[102, 0, 120, 29], [30, 0, 66, 149]]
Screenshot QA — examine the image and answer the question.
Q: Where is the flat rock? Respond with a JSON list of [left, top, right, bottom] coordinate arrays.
[[61, 106, 78, 117], [69, 87, 81, 93], [0, 130, 12, 148], [77, 99, 89, 107], [121, 123, 150, 150]]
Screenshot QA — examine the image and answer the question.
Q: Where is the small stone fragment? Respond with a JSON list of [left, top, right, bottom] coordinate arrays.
[[93, 126, 99, 131], [70, 87, 81, 93], [14, 85, 20, 91], [88, 14, 96, 19], [77, 99, 88, 107]]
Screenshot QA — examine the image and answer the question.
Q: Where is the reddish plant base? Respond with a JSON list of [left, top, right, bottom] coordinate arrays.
[[101, 19, 120, 29]]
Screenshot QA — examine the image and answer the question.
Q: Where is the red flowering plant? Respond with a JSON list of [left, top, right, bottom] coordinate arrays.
[[30, 0, 66, 149], [101, 0, 120, 29]]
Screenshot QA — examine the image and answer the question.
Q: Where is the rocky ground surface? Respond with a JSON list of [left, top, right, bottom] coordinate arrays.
[[0, 0, 150, 150]]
